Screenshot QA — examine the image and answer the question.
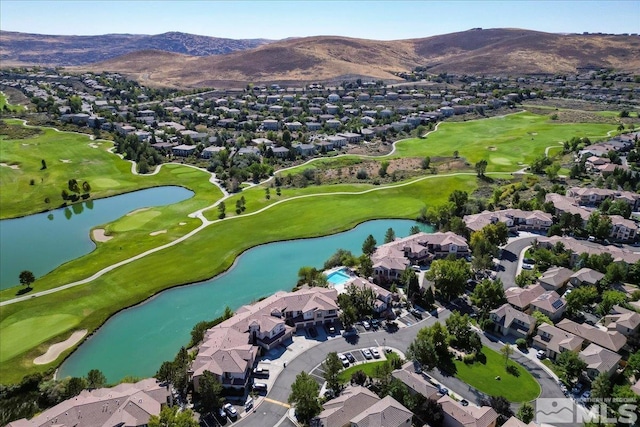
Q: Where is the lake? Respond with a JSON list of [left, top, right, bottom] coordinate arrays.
[[0, 186, 194, 289], [58, 219, 433, 382]]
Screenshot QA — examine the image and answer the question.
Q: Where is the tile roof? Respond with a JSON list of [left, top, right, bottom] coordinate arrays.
[[579, 343, 622, 374], [490, 303, 535, 330], [533, 323, 584, 354], [350, 395, 413, 427], [392, 362, 439, 400], [438, 395, 498, 427], [315, 386, 380, 427], [604, 310, 640, 333], [538, 267, 574, 290], [530, 291, 566, 314], [6, 379, 169, 427], [570, 268, 604, 285], [556, 319, 627, 352], [506, 284, 546, 310]]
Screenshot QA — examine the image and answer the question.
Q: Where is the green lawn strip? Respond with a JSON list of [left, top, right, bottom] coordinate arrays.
[[541, 359, 563, 377], [0, 174, 479, 383], [453, 345, 541, 402], [393, 112, 614, 171], [276, 155, 368, 176], [338, 361, 388, 383], [0, 92, 25, 113]]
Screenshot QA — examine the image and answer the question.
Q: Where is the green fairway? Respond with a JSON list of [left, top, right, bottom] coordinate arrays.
[[0, 92, 25, 113], [453, 346, 541, 402], [393, 112, 614, 171]]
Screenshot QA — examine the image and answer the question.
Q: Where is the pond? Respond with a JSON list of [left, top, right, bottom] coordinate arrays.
[[0, 186, 194, 289], [58, 219, 434, 382]]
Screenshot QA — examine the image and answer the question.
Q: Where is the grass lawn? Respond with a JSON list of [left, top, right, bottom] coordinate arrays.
[[453, 346, 541, 402], [338, 361, 388, 383], [393, 111, 615, 172], [0, 92, 25, 113]]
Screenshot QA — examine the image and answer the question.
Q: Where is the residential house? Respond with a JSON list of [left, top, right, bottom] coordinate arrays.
[[544, 193, 591, 224], [6, 379, 170, 427], [609, 215, 638, 241], [391, 362, 439, 400], [537, 267, 575, 292], [348, 277, 393, 314], [372, 232, 469, 280], [579, 343, 621, 379], [262, 119, 279, 130], [490, 303, 536, 338], [293, 143, 316, 157], [569, 268, 605, 287], [326, 119, 342, 129], [286, 121, 303, 131], [201, 146, 225, 159], [557, 319, 627, 352], [502, 416, 539, 427], [311, 386, 412, 427], [462, 209, 552, 234], [532, 323, 584, 360], [530, 291, 566, 321], [438, 395, 498, 427], [271, 146, 290, 158], [337, 132, 362, 143], [172, 144, 197, 157], [603, 306, 640, 336], [506, 284, 546, 312], [326, 135, 347, 148], [536, 236, 640, 266], [306, 121, 323, 131]]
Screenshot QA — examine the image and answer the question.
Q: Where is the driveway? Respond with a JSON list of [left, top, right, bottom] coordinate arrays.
[[497, 236, 537, 288]]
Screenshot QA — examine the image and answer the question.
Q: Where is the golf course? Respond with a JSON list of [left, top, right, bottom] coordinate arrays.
[[0, 111, 617, 384]]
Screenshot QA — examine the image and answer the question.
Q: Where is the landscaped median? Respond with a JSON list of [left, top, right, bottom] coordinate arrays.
[[452, 345, 540, 402]]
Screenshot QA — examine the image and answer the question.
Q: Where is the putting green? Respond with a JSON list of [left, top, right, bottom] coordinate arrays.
[[0, 314, 79, 362], [112, 210, 161, 232], [93, 178, 122, 188], [490, 156, 512, 165]]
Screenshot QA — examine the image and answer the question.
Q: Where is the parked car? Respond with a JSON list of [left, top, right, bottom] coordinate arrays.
[[217, 407, 227, 421], [438, 386, 449, 396], [362, 320, 371, 330], [346, 353, 355, 363], [460, 399, 469, 407], [338, 353, 349, 367], [252, 382, 268, 393], [244, 397, 254, 411], [410, 309, 422, 319], [362, 348, 373, 359], [370, 348, 380, 359], [327, 324, 336, 334], [253, 367, 270, 377], [522, 263, 534, 270], [223, 403, 238, 418], [536, 350, 546, 359]]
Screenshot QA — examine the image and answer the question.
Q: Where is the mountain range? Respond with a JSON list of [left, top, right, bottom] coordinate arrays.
[[2, 28, 639, 87]]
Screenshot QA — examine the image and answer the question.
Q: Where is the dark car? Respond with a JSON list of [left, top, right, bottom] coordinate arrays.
[[346, 353, 356, 363], [253, 367, 270, 378], [460, 399, 469, 407]]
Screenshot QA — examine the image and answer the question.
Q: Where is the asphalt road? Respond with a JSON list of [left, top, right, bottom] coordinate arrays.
[[496, 236, 537, 288]]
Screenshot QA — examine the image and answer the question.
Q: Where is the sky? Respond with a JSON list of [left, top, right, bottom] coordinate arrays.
[[1, 1, 639, 40]]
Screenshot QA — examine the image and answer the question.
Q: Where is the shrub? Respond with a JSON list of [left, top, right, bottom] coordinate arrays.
[[356, 169, 368, 179], [516, 338, 527, 350], [463, 354, 477, 364], [506, 364, 520, 377]]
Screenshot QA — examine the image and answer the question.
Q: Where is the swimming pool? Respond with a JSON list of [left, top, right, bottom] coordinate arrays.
[[326, 268, 352, 286]]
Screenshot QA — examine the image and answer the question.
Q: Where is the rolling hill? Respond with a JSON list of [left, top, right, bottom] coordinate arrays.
[[4, 28, 640, 87], [0, 31, 273, 66]]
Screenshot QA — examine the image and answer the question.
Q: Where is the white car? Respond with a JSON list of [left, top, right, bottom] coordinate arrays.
[[338, 353, 349, 367], [362, 320, 371, 330], [362, 348, 373, 359], [223, 403, 238, 418], [522, 263, 534, 270], [370, 347, 380, 359]]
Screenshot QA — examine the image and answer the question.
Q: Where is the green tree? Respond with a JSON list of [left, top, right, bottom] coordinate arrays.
[[156, 361, 175, 384], [148, 406, 198, 427], [65, 377, 87, 398], [199, 371, 224, 413], [446, 312, 481, 353], [401, 266, 420, 301], [41, 159, 47, 170], [565, 285, 598, 315], [517, 402, 535, 424], [384, 227, 396, 244], [421, 156, 431, 169], [545, 163, 561, 181], [557, 350, 587, 386], [86, 369, 106, 389], [500, 344, 513, 368], [426, 258, 472, 301], [586, 212, 612, 241], [362, 234, 377, 256], [82, 181, 91, 194], [218, 201, 226, 219], [448, 190, 468, 216], [323, 352, 344, 395], [532, 310, 553, 326], [471, 279, 506, 317], [410, 225, 421, 235], [379, 160, 390, 177], [69, 96, 82, 113], [351, 370, 367, 386], [19, 270, 35, 289], [475, 159, 488, 177], [597, 290, 627, 316], [591, 372, 612, 400], [627, 350, 640, 378], [288, 372, 322, 424], [407, 323, 450, 371]]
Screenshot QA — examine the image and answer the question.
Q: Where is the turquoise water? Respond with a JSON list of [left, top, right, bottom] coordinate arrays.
[[0, 187, 193, 289], [58, 219, 433, 382], [326, 268, 352, 285]]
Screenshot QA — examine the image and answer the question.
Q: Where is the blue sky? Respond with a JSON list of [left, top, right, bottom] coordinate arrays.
[[1, 1, 638, 40]]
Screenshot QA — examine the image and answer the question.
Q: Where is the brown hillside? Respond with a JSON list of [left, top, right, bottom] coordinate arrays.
[[71, 29, 640, 88]]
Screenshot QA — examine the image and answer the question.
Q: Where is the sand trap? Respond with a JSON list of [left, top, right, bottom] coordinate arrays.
[[0, 162, 20, 170], [60, 159, 71, 163], [179, 222, 187, 226], [150, 229, 167, 236], [127, 207, 150, 216], [93, 228, 113, 242], [34, 329, 87, 365]]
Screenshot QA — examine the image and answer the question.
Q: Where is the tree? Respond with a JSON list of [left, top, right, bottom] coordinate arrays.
[[591, 372, 612, 401], [82, 181, 91, 194], [471, 279, 506, 316], [41, 159, 47, 170], [586, 212, 612, 241], [156, 361, 175, 383], [384, 227, 396, 244], [627, 350, 640, 378], [475, 159, 488, 177], [416, 398, 444, 427], [351, 370, 367, 386], [500, 344, 513, 368], [448, 190, 468, 216], [484, 396, 514, 425], [265, 187, 270, 200], [378, 161, 389, 177], [288, 372, 322, 424], [358, 255, 373, 278], [426, 258, 472, 301], [148, 406, 198, 427], [19, 270, 35, 289], [557, 350, 587, 385], [86, 369, 106, 389], [218, 201, 226, 219], [65, 377, 87, 398], [421, 156, 431, 170], [362, 234, 377, 256], [517, 402, 535, 424], [323, 352, 343, 395], [69, 96, 82, 113], [597, 290, 627, 316], [545, 163, 561, 181], [453, 150, 459, 158], [401, 267, 420, 301], [565, 285, 598, 315], [532, 310, 553, 326], [410, 225, 421, 234], [446, 312, 481, 353], [407, 323, 450, 371], [199, 371, 224, 413]]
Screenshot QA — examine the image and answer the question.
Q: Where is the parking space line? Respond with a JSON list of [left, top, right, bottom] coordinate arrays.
[[264, 397, 291, 408]]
